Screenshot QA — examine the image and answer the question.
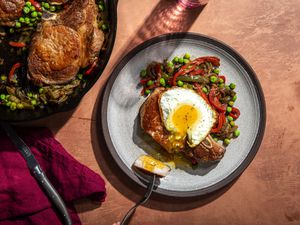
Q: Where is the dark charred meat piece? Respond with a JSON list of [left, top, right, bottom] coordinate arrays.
[[0, 0, 25, 26], [28, 0, 105, 85], [140, 88, 225, 162]]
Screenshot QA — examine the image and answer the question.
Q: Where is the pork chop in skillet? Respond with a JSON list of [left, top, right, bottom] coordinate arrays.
[[28, 0, 105, 85], [140, 88, 225, 162], [0, 0, 25, 26]]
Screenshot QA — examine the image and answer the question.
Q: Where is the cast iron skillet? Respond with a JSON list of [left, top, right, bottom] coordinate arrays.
[[0, 0, 118, 122]]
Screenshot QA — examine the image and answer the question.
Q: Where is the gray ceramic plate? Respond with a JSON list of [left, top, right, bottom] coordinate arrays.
[[101, 32, 266, 197]]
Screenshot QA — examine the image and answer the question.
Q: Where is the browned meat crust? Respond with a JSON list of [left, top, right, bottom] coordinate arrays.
[[0, 0, 25, 26], [140, 88, 225, 162], [28, 0, 105, 85]]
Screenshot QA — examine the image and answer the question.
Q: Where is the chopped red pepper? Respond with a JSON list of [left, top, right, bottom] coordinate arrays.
[[84, 61, 97, 75], [229, 107, 240, 120], [208, 87, 227, 112], [195, 56, 220, 66], [8, 41, 26, 48], [211, 113, 225, 133], [9, 63, 22, 82], [190, 68, 204, 76], [194, 83, 209, 104], [140, 78, 151, 85], [219, 75, 226, 83], [29, 0, 42, 12]]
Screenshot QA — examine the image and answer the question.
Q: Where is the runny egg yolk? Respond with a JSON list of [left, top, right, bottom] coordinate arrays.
[[169, 104, 200, 149]]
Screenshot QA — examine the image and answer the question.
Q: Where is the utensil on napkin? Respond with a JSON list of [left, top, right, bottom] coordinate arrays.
[[1, 122, 72, 225], [0, 127, 106, 225]]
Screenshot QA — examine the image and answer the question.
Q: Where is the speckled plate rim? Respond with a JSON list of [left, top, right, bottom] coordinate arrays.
[[100, 32, 266, 197]]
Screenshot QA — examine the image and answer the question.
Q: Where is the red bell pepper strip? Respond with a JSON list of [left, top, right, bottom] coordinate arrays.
[[229, 107, 240, 119], [195, 56, 220, 66], [140, 78, 151, 85], [190, 68, 204, 76], [211, 113, 225, 133], [84, 61, 97, 75], [9, 63, 22, 82], [208, 87, 227, 112], [29, 0, 42, 12], [194, 83, 209, 104], [8, 41, 26, 48]]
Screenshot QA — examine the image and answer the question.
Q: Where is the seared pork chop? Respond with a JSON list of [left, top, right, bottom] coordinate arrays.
[[28, 0, 105, 85], [0, 0, 25, 26], [140, 88, 225, 162]]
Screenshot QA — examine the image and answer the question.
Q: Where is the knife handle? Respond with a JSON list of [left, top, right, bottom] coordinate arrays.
[[32, 165, 72, 225]]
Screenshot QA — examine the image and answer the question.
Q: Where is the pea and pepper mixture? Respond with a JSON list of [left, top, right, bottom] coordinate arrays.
[[139, 54, 241, 146]]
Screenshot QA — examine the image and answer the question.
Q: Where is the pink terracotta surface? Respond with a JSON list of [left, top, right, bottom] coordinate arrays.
[[26, 0, 300, 224]]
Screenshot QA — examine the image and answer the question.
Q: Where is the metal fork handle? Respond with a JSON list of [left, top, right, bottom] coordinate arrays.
[[120, 175, 156, 225]]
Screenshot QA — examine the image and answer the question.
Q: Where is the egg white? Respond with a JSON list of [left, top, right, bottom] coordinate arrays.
[[159, 87, 217, 148]]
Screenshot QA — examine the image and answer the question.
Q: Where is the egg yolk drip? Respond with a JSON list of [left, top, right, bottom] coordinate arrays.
[[140, 155, 166, 172], [168, 104, 200, 150]]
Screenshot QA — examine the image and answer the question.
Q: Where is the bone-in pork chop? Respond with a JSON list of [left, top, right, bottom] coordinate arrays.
[[28, 0, 105, 85], [0, 0, 25, 26], [140, 88, 225, 162]]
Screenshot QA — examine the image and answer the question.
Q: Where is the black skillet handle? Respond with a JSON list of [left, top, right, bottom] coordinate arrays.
[[32, 165, 72, 225]]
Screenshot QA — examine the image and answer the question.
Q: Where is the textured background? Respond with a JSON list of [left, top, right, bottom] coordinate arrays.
[[28, 0, 300, 224]]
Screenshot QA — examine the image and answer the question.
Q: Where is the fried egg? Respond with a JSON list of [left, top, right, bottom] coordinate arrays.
[[134, 155, 171, 177], [159, 87, 217, 149]]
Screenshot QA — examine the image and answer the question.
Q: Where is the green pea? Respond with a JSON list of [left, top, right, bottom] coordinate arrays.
[[159, 78, 166, 87], [50, 6, 56, 12], [38, 12, 43, 17], [173, 56, 179, 63], [229, 83, 236, 89], [177, 80, 184, 87], [184, 53, 190, 59], [202, 87, 208, 93], [31, 11, 38, 17], [234, 130, 240, 137], [0, 94, 5, 100], [10, 102, 17, 111], [1, 75, 7, 81], [9, 28, 14, 33], [230, 121, 235, 126], [30, 6, 36, 11], [219, 78, 224, 84], [25, 1, 32, 7], [225, 85, 230, 91], [182, 84, 188, 89], [101, 24, 108, 31], [15, 21, 21, 28], [210, 75, 217, 83], [44, 3, 50, 9], [183, 59, 189, 64], [224, 138, 230, 145], [24, 6, 30, 14], [77, 74, 83, 80], [219, 83, 225, 88], [41, 2, 45, 6], [213, 137, 219, 142], [145, 89, 151, 95], [19, 17, 25, 23], [228, 101, 234, 106], [30, 18, 36, 22], [39, 87, 44, 94], [5, 95, 10, 100], [232, 95, 237, 101], [213, 68, 220, 74], [147, 80, 154, 86], [178, 58, 184, 64], [27, 92, 33, 98], [227, 115, 233, 121], [140, 69, 147, 77], [17, 103, 24, 109], [227, 106, 232, 113], [31, 99, 37, 105], [167, 61, 174, 68], [6, 101, 11, 107], [98, 4, 104, 11], [24, 17, 30, 24], [28, 23, 33, 27]]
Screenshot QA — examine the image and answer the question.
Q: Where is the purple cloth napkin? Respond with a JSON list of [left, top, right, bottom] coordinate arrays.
[[0, 127, 106, 225]]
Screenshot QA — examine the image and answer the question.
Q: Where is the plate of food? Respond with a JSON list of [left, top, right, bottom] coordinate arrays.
[[0, 0, 117, 122], [101, 32, 266, 197]]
